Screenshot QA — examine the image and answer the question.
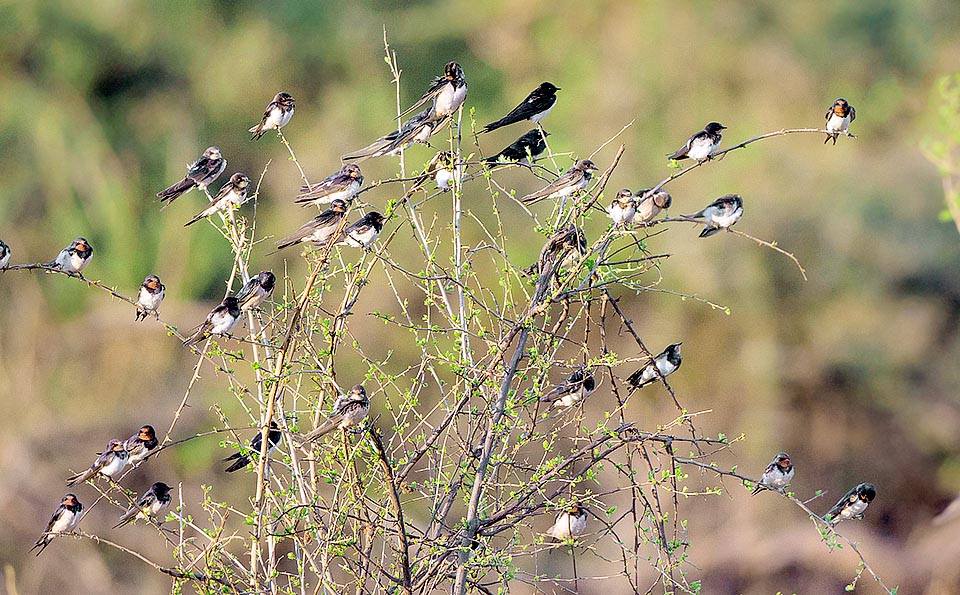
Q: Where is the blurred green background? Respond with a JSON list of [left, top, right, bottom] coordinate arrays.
[[2, 0, 960, 593]]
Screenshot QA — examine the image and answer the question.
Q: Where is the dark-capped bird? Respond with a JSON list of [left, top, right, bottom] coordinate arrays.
[[824, 98, 856, 145], [327, 212, 386, 249], [482, 82, 560, 133], [182, 296, 241, 346], [30, 494, 83, 556], [541, 367, 596, 409], [669, 122, 726, 162], [404, 61, 467, 118], [124, 424, 159, 466], [295, 164, 363, 206], [114, 482, 172, 529], [826, 482, 876, 525], [66, 438, 129, 486], [275, 199, 349, 251], [235, 271, 276, 311], [531, 225, 588, 276], [627, 343, 682, 389], [752, 452, 794, 495], [184, 172, 250, 226], [136, 275, 165, 321], [224, 421, 282, 472], [485, 129, 550, 165], [546, 502, 587, 541], [520, 159, 598, 205], [249, 92, 295, 140], [686, 194, 743, 237], [0, 239, 10, 269], [300, 385, 371, 443], [157, 146, 226, 205], [46, 237, 93, 274]]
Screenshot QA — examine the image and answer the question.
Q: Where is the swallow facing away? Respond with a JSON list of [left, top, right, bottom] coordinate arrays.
[[404, 61, 467, 118], [633, 188, 673, 224], [299, 385, 371, 444], [826, 482, 877, 525], [546, 502, 587, 541], [275, 198, 349, 251], [235, 271, 276, 311], [157, 146, 226, 205], [66, 438, 129, 486], [485, 129, 550, 166], [184, 172, 251, 226], [30, 494, 83, 556], [608, 189, 637, 227], [182, 296, 241, 346], [431, 150, 460, 190], [752, 452, 794, 495], [530, 225, 588, 277], [686, 194, 743, 237], [114, 482, 172, 529], [669, 122, 726, 162], [824, 98, 856, 145], [0, 239, 9, 269], [46, 237, 93, 274], [342, 106, 450, 162], [627, 343, 682, 389], [541, 367, 596, 409], [249, 92, 295, 140], [124, 424, 159, 466], [520, 159, 598, 205], [328, 212, 386, 249], [135, 275, 165, 322], [295, 164, 363, 206], [224, 421, 282, 472], [482, 82, 560, 134]]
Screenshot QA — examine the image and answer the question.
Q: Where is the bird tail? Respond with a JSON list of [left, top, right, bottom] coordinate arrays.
[[824, 133, 838, 145], [625, 369, 652, 390], [135, 308, 146, 322], [29, 537, 51, 556], [249, 123, 267, 140], [298, 421, 338, 445], [223, 452, 251, 473], [113, 511, 136, 529], [65, 469, 91, 487], [183, 212, 206, 227], [341, 140, 391, 162], [157, 178, 195, 203], [750, 484, 765, 496], [480, 119, 507, 134], [182, 327, 206, 347], [698, 226, 720, 238]]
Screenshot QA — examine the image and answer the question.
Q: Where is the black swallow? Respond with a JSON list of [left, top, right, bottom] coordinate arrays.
[[30, 494, 83, 556], [824, 98, 856, 145], [752, 452, 794, 495], [46, 237, 93, 274], [300, 385, 371, 443], [541, 367, 596, 409], [633, 188, 673, 224], [826, 482, 876, 525], [294, 164, 363, 206], [627, 343, 682, 389], [531, 225, 588, 276], [124, 424, 159, 466], [404, 61, 467, 118], [546, 501, 587, 540], [235, 271, 276, 311], [520, 159, 598, 204], [114, 482, 172, 529], [482, 82, 560, 133], [182, 296, 241, 346], [249, 92, 295, 140], [66, 438, 129, 486], [608, 189, 637, 227], [275, 199, 349, 251], [485, 129, 550, 166], [224, 421, 282, 472], [669, 122, 726, 162], [0, 239, 10, 269], [157, 146, 226, 204], [342, 106, 450, 162], [184, 173, 251, 226], [327, 212, 385, 249], [685, 194, 743, 237], [136, 275, 165, 322]]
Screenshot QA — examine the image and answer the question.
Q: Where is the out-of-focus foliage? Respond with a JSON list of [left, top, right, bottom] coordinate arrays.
[[922, 73, 960, 232]]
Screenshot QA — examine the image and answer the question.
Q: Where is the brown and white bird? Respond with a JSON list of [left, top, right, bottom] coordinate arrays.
[[299, 385, 371, 443], [752, 452, 794, 495], [135, 275, 165, 321], [520, 159, 598, 205], [31, 494, 83, 555], [403, 61, 467, 118], [124, 424, 160, 466], [546, 502, 587, 541], [249, 92, 295, 140], [531, 225, 587, 277], [275, 199, 349, 251], [235, 271, 276, 311], [46, 237, 93, 274], [295, 164, 363, 206], [66, 439, 129, 486], [156, 146, 226, 205], [608, 189, 637, 227], [182, 296, 241, 346], [114, 482, 172, 529], [184, 173, 250, 226], [824, 97, 856, 145], [634, 188, 673, 223], [342, 106, 449, 162]]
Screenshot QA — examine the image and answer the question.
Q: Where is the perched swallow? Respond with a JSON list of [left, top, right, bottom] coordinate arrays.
[[184, 172, 250, 226], [300, 385, 371, 443], [328, 212, 385, 249], [752, 452, 794, 495], [295, 164, 363, 206], [627, 343, 682, 389], [404, 61, 467, 118], [66, 438, 129, 486], [342, 106, 449, 162], [249, 92, 295, 140], [114, 482, 172, 529], [608, 189, 637, 227], [0, 239, 10, 269], [124, 424, 159, 466], [430, 150, 459, 190], [686, 194, 743, 237], [30, 494, 83, 556], [824, 98, 856, 145], [482, 82, 560, 133], [541, 368, 596, 409], [826, 482, 877, 525], [182, 296, 241, 346], [520, 159, 598, 205], [531, 225, 588, 276], [135, 275, 165, 322], [485, 129, 550, 166], [235, 271, 276, 311], [546, 502, 587, 541], [669, 122, 726, 162], [275, 199, 349, 251], [157, 146, 226, 204], [633, 188, 673, 224], [46, 237, 93, 274], [224, 421, 282, 472]]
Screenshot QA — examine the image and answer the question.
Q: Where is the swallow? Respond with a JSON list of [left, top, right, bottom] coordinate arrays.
[[546, 502, 587, 541], [157, 146, 226, 204], [135, 275, 165, 322], [685, 194, 743, 237], [300, 384, 371, 443], [342, 106, 450, 162], [824, 98, 856, 145], [182, 296, 241, 346], [30, 494, 83, 556], [46, 237, 93, 274], [249, 92, 295, 140], [224, 421, 282, 472], [124, 424, 160, 466], [0, 239, 9, 269], [66, 438, 129, 486], [530, 225, 588, 276], [485, 129, 550, 166], [114, 482, 172, 529], [608, 189, 637, 227], [184, 173, 251, 226], [752, 452, 794, 495], [541, 367, 596, 409], [520, 159, 598, 205], [294, 164, 363, 206], [404, 61, 467, 118], [275, 199, 349, 251], [328, 212, 385, 249], [633, 188, 673, 224], [235, 271, 276, 311], [826, 482, 877, 525], [627, 343, 682, 389], [669, 122, 726, 162], [482, 82, 560, 133], [431, 151, 460, 190]]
